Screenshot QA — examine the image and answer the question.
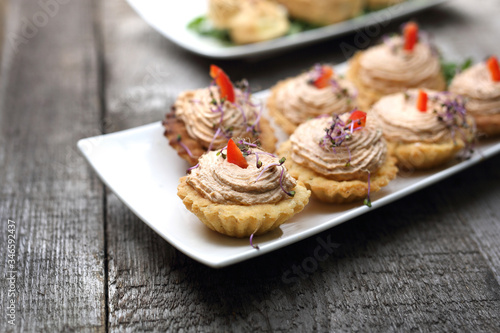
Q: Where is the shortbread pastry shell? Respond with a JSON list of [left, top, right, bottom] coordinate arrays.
[[387, 139, 466, 170], [277, 140, 398, 203], [472, 113, 500, 137], [177, 177, 311, 238]]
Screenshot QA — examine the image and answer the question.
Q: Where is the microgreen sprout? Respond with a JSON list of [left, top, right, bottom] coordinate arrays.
[[205, 79, 262, 151], [424, 91, 476, 158], [363, 172, 372, 207], [319, 115, 362, 159], [186, 163, 199, 174], [250, 233, 259, 250], [177, 135, 194, 158]]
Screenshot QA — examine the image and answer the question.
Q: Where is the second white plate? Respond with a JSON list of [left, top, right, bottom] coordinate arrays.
[[125, 0, 446, 59]]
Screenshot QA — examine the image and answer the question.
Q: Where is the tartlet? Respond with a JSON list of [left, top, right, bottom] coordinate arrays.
[[208, 0, 289, 44], [163, 65, 277, 165], [368, 89, 476, 170], [268, 64, 358, 135], [277, 111, 398, 204], [178, 139, 310, 238], [347, 22, 446, 110], [276, 0, 364, 26], [449, 56, 500, 137]]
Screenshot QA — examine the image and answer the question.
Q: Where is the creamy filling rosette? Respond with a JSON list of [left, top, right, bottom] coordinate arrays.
[[289, 115, 387, 181], [358, 37, 442, 94], [175, 86, 261, 150], [450, 62, 500, 116], [369, 90, 471, 144], [275, 71, 357, 124], [187, 143, 296, 205]]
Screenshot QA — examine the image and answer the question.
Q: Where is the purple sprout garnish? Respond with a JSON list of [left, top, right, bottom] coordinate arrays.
[[345, 147, 352, 167], [246, 104, 263, 135], [252, 156, 295, 197], [205, 78, 262, 151], [208, 127, 222, 152], [237, 139, 259, 148], [412, 91, 476, 159], [438, 94, 476, 159], [254, 161, 283, 183], [255, 153, 262, 168], [216, 146, 227, 159], [363, 172, 372, 208], [186, 163, 199, 174], [319, 114, 362, 155], [279, 167, 295, 197], [177, 135, 194, 158], [249, 233, 259, 250]]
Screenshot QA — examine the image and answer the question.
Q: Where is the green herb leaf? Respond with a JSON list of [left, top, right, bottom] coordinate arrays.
[[186, 15, 232, 45], [287, 19, 322, 35], [441, 57, 473, 85]]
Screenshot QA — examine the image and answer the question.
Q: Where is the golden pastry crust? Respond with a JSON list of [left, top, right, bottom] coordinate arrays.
[[347, 52, 447, 110], [473, 113, 500, 137], [163, 106, 277, 165], [228, 0, 290, 44], [367, 0, 404, 9], [208, 0, 240, 29], [387, 139, 466, 170], [177, 177, 311, 238], [267, 78, 300, 135], [276, 0, 364, 26], [277, 140, 398, 203]]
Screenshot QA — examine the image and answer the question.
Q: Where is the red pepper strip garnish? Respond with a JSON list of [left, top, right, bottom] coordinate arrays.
[[313, 66, 334, 89], [487, 56, 500, 82], [226, 139, 248, 168], [403, 22, 419, 51], [210, 65, 235, 103], [417, 90, 428, 112], [349, 110, 367, 129]]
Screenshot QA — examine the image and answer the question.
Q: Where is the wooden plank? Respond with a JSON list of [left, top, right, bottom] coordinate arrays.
[[100, 0, 500, 331], [0, 0, 105, 332]]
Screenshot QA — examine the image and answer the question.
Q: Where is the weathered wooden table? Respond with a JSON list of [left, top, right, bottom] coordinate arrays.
[[1, 0, 500, 331]]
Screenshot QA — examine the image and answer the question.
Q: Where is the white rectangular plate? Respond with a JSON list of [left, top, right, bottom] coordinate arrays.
[[78, 78, 500, 268], [125, 0, 446, 59]]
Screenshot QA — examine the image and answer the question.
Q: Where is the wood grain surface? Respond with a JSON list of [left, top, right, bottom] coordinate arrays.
[[0, 1, 105, 332], [1, 0, 500, 331]]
